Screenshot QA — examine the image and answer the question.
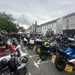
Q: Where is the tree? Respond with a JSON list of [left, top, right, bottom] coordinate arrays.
[[18, 27, 25, 32], [0, 12, 18, 32]]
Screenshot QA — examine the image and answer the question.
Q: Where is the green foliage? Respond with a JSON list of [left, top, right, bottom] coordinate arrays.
[[0, 12, 17, 32]]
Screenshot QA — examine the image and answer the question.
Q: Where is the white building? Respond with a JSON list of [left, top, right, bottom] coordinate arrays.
[[37, 19, 58, 35], [26, 12, 75, 35], [37, 12, 75, 35], [56, 13, 75, 35], [63, 13, 75, 30]]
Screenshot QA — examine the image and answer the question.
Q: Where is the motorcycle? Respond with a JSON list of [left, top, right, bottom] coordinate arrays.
[[36, 40, 57, 61], [55, 38, 75, 72], [34, 38, 43, 53], [0, 52, 28, 75], [0, 38, 28, 75]]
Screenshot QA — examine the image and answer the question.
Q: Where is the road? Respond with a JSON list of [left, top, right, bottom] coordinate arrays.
[[23, 47, 75, 75]]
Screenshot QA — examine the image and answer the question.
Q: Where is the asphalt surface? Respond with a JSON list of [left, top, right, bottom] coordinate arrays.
[[23, 47, 75, 75]]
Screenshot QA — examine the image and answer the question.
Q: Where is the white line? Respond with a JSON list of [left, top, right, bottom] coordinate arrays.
[[29, 55, 39, 58], [28, 72, 32, 75], [29, 55, 33, 58], [33, 61, 40, 69], [37, 60, 50, 65], [37, 59, 41, 64], [25, 50, 28, 53]]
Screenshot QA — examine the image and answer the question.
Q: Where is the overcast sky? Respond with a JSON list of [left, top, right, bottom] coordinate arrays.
[[0, 0, 75, 28]]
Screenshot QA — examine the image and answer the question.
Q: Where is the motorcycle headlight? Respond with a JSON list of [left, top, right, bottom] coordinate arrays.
[[20, 56, 28, 63]]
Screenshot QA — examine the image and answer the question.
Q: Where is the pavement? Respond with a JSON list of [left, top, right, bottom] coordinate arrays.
[[23, 47, 75, 75]]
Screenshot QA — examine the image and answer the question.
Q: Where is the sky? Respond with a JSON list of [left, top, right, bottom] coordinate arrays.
[[0, 0, 75, 29]]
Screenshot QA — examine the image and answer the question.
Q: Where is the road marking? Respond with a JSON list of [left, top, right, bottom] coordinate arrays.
[[33, 61, 40, 69], [28, 72, 32, 75], [23, 47, 27, 50], [24, 50, 28, 53], [37, 60, 50, 65], [29, 55, 39, 58], [29, 55, 33, 58], [37, 59, 41, 64]]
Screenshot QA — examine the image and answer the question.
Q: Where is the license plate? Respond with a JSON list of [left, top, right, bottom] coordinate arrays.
[[64, 64, 73, 72]]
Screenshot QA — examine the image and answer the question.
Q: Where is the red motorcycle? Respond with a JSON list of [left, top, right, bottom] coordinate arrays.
[[0, 39, 16, 57]]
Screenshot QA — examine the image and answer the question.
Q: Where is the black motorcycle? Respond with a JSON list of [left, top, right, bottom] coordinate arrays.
[[55, 38, 75, 72], [0, 49, 28, 75], [35, 40, 57, 61]]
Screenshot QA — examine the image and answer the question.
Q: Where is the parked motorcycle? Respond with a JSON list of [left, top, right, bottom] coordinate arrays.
[[0, 47, 28, 75], [36, 40, 57, 61], [55, 38, 75, 72], [0, 52, 28, 75], [0, 38, 28, 75]]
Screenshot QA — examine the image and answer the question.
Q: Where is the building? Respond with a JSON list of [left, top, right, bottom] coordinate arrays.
[[37, 12, 75, 35], [57, 13, 75, 35], [26, 21, 38, 33], [26, 12, 75, 35], [36, 19, 58, 35], [63, 13, 75, 30], [32, 21, 37, 32]]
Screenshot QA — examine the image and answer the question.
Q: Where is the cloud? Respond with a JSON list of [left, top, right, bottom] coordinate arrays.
[[0, 0, 75, 26], [16, 15, 31, 25], [58, 0, 74, 5], [19, 23, 30, 29]]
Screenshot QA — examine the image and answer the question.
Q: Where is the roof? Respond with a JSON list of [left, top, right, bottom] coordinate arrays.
[[38, 18, 59, 27], [37, 12, 75, 28], [63, 12, 75, 19]]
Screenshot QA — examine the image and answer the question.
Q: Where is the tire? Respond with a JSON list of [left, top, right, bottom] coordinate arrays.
[[55, 56, 65, 71], [22, 57, 28, 63]]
